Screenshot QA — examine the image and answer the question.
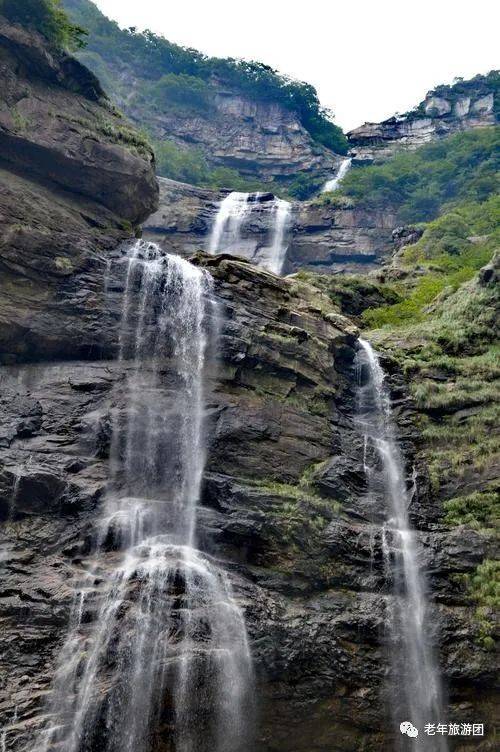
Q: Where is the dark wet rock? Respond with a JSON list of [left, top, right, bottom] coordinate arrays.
[[0, 19, 158, 366], [0, 17, 158, 223], [0, 253, 496, 750]]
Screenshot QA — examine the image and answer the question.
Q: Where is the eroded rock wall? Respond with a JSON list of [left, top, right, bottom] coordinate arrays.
[[0, 252, 495, 751], [0, 17, 159, 364]]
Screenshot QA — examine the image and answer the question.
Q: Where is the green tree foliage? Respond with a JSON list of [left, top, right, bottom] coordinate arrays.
[[62, 0, 347, 153], [148, 73, 212, 114], [153, 140, 269, 192], [1, 0, 87, 50], [341, 127, 500, 222]]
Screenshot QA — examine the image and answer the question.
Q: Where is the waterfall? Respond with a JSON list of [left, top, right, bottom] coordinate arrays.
[[322, 157, 352, 193], [208, 192, 255, 257], [355, 338, 447, 751], [207, 191, 292, 275], [34, 241, 253, 752], [267, 198, 292, 275]]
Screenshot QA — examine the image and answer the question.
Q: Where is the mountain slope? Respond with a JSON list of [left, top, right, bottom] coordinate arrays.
[[61, 0, 347, 191]]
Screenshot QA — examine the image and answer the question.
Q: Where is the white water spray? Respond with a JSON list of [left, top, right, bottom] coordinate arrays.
[[267, 198, 292, 275], [33, 241, 253, 752], [208, 191, 292, 275], [322, 157, 352, 193], [208, 192, 256, 256], [355, 338, 447, 751]]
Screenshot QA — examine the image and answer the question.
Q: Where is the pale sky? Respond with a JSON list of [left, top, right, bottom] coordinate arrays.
[[93, 0, 498, 131]]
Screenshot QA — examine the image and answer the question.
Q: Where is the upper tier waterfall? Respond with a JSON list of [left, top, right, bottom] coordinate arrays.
[[322, 157, 352, 193], [207, 191, 292, 275], [33, 241, 253, 752], [355, 339, 447, 751]]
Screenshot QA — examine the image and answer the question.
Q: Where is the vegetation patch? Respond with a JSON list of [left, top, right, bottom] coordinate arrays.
[[443, 490, 499, 530], [62, 0, 348, 154], [1, 0, 87, 50], [340, 127, 499, 222], [465, 560, 500, 650]]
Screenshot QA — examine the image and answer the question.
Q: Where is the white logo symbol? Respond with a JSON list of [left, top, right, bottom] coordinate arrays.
[[400, 722, 419, 738]]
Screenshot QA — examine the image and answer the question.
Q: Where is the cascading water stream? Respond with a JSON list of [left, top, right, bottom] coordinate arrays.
[[208, 192, 256, 257], [207, 191, 292, 274], [33, 241, 253, 752], [267, 198, 292, 275], [322, 157, 352, 193], [355, 338, 447, 751]]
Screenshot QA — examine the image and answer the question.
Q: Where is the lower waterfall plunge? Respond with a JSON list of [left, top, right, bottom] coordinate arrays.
[[33, 241, 253, 752], [355, 339, 447, 751], [207, 191, 292, 274]]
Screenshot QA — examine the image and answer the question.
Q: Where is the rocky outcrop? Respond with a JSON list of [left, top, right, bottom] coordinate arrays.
[[137, 82, 342, 183], [348, 72, 498, 163], [143, 178, 397, 274], [0, 17, 159, 364], [0, 18, 158, 223]]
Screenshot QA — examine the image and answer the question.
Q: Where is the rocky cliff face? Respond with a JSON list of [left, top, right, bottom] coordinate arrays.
[[1, 250, 495, 751], [133, 82, 342, 183], [60, 0, 343, 187], [0, 14, 496, 752], [143, 178, 397, 274], [0, 17, 159, 364], [348, 72, 498, 163]]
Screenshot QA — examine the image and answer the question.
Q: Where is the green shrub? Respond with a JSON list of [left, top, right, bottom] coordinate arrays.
[[443, 490, 499, 529], [154, 140, 210, 185], [466, 560, 500, 650], [287, 173, 324, 200], [1, 0, 87, 50], [153, 139, 272, 192]]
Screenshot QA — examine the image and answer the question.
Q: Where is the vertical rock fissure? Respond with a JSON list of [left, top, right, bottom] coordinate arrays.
[[355, 338, 447, 751], [33, 240, 254, 752]]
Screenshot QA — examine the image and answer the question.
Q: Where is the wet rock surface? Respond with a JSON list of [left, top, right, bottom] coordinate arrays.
[[0, 253, 495, 751], [0, 20, 159, 365]]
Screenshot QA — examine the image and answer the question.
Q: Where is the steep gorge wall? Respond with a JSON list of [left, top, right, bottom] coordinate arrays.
[[61, 0, 343, 186], [1, 248, 495, 751]]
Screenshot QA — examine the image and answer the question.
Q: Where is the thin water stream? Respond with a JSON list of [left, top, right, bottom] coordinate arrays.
[[355, 338, 447, 751]]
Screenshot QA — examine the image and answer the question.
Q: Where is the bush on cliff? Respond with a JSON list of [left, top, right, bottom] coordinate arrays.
[[0, 0, 87, 50], [153, 139, 269, 192]]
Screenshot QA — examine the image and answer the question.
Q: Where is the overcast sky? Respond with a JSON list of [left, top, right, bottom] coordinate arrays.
[[93, 0, 498, 131]]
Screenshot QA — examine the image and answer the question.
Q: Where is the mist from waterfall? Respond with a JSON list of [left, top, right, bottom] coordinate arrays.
[[355, 338, 447, 752], [33, 241, 254, 752], [322, 157, 352, 193], [208, 191, 292, 275]]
